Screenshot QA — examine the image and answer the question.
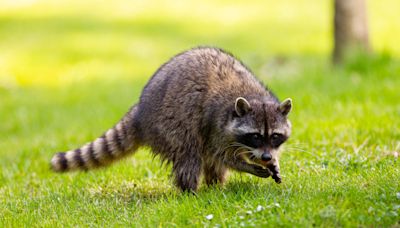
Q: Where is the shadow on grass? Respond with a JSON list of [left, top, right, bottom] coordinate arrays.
[[82, 175, 288, 206], [84, 179, 175, 204]]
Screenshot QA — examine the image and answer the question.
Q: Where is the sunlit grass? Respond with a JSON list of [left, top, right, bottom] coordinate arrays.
[[0, 0, 399, 227]]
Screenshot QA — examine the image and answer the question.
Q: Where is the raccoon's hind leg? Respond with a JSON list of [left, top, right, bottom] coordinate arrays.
[[203, 162, 228, 186], [172, 152, 202, 193]]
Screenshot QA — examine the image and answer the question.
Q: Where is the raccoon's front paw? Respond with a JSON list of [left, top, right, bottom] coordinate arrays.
[[252, 165, 272, 178]]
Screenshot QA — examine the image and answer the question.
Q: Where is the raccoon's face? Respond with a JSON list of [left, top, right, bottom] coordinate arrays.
[[226, 96, 292, 167]]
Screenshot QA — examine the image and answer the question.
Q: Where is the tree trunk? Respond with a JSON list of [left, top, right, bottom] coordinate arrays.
[[333, 0, 370, 63]]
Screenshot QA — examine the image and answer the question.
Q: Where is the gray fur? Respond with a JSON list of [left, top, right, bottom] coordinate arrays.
[[50, 47, 292, 192]]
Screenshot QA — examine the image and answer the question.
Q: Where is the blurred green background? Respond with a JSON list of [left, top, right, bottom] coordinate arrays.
[[0, 0, 399, 227], [0, 0, 399, 86]]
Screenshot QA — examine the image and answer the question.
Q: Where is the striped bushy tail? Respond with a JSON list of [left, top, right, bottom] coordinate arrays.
[[51, 105, 140, 172]]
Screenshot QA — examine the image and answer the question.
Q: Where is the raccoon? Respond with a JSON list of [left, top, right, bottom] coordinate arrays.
[[51, 47, 292, 192]]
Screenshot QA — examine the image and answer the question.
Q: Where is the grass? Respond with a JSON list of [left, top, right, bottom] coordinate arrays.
[[1, 0, 399, 227]]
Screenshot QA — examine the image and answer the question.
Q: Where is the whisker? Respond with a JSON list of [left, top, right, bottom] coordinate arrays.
[[233, 147, 248, 158], [236, 150, 253, 157], [218, 142, 257, 162], [230, 143, 253, 151], [287, 142, 307, 146], [283, 148, 319, 158], [221, 144, 240, 152], [283, 145, 308, 149], [284, 147, 308, 152]]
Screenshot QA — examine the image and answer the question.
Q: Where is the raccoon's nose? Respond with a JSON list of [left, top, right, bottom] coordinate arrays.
[[261, 153, 272, 161]]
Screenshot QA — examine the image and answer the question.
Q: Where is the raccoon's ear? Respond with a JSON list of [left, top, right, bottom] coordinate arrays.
[[279, 98, 292, 116], [235, 97, 251, 117]]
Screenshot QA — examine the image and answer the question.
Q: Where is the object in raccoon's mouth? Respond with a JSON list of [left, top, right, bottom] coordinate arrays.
[[272, 172, 282, 183], [256, 158, 282, 183], [267, 163, 282, 184], [262, 163, 281, 184], [244, 155, 282, 183]]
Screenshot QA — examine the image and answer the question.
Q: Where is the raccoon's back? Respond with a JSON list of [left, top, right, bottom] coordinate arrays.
[[139, 48, 265, 112], [135, 47, 267, 143]]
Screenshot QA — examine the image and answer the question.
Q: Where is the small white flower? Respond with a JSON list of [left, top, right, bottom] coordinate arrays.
[[246, 210, 252, 215], [256, 205, 264, 212], [396, 192, 400, 200], [274, 203, 281, 208], [239, 215, 245, 220], [206, 214, 214, 220]]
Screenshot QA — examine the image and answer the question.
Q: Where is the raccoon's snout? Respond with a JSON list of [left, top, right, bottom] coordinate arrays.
[[261, 152, 272, 161]]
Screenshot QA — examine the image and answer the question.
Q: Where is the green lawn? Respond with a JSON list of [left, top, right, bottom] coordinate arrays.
[[1, 0, 399, 227]]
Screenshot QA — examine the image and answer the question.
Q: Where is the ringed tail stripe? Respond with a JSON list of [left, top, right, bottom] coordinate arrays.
[[119, 122, 128, 143], [50, 104, 139, 172], [106, 128, 118, 157], [57, 152, 68, 171], [113, 125, 123, 153], [74, 148, 87, 170], [79, 143, 93, 168], [100, 134, 114, 159], [87, 142, 101, 167]]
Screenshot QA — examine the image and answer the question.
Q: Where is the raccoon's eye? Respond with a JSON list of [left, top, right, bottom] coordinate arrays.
[[247, 133, 263, 148], [251, 133, 262, 141], [236, 133, 264, 148], [270, 133, 285, 147]]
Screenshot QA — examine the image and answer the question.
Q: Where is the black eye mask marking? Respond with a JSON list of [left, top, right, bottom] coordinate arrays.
[[270, 133, 287, 148], [236, 133, 264, 148]]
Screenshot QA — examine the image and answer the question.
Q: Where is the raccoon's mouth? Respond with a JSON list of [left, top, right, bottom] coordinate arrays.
[[242, 153, 269, 167]]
